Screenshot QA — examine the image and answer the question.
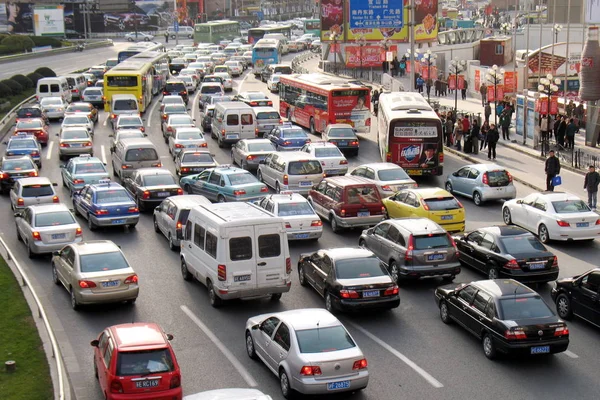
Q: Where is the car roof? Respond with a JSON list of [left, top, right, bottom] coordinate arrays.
[[360, 162, 405, 171], [71, 155, 103, 164], [73, 240, 121, 255], [276, 308, 342, 331], [465, 163, 508, 172], [538, 191, 581, 201], [266, 192, 307, 203], [472, 279, 536, 298], [135, 167, 172, 176], [325, 176, 374, 187], [110, 323, 168, 350], [386, 218, 445, 235], [479, 225, 532, 237], [165, 194, 212, 208], [252, 106, 277, 113], [407, 187, 452, 198], [28, 204, 70, 214], [323, 247, 375, 261], [18, 177, 52, 186], [327, 123, 354, 129]]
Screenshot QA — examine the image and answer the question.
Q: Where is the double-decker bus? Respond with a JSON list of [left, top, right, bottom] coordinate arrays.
[[252, 39, 281, 75], [103, 61, 153, 113], [247, 24, 293, 44], [278, 73, 371, 134], [303, 19, 321, 36], [117, 42, 165, 63], [193, 20, 241, 44], [128, 51, 170, 95], [378, 92, 444, 176]]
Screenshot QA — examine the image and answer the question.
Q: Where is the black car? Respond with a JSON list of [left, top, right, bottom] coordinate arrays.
[[0, 156, 38, 194], [16, 106, 48, 125], [454, 226, 558, 283], [163, 80, 188, 104], [551, 268, 600, 328], [297, 247, 400, 312], [121, 168, 182, 211], [435, 279, 570, 359], [169, 58, 188, 75], [201, 106, 215, 132]]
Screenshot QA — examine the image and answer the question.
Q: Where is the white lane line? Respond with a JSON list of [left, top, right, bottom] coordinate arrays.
[[346, 321, 444, 388], [100, 145, 107, 165], [192, 90, 201, 123], [46, 141, 54, 160], [564, 350, 579, 359], [147, 97, 160, 128], [103, 115, 109, 126], [180, 305, 257, 387]]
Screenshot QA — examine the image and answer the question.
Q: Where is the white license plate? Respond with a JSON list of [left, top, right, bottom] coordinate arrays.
[[441, 215, 453, 220], [358, 211, 370, 217], [299, 181, 312, 187], [529, 263, 545, 270], [157, 192, 170, 197], [51, 233, 66, 239], [101, 280, 119, 288], [531, 345, 550, 354], [576, 222, 589, 228], [234, 274, 251, 282], [187, 144, 198, 148], [71, 143, 82, 147], [327, 380, 350, 391], [112, 219, 125, 224], [363, 290, 380, 297], [135, 380, 159, 388]]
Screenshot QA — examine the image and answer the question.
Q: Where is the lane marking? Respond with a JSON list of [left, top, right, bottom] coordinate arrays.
[[46, 141, 54, 160], [191, 89, 201, 123], [564, 350, 579, 359], [180, 305, 257, 387], [147, 97, 160, 128], [100, 145, 107, 165], [103, 115, 109, 127], [346, 321, 444, 388]]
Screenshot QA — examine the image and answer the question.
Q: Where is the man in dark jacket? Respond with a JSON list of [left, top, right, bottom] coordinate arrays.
[[584, 165, 600, 209], [480, 83, 487, 106], [557, 116, 567, 148], [545, 150, 561, 191], [500, 110, 511, 140], [566, 118, 578, 149], [484, 103, 491, 123], [487, 123, 500, 160]]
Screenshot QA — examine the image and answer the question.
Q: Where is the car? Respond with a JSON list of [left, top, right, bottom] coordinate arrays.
[[435, 279, 569, 359], [348, 163, 417, 198], [267, 74, 281, 92], [16, 105, 48, 124], [299, 33, 319, 44], [179, 75, 197, 94], [383, 188, 466, 234], [360, 218, 461, 283], [188, 61, 209, 78], [241, 51, 253, 66], [72, 180, 139, 230], [113, 114, 145, 134], [502, 191, 600, 243], [104, 12, 149, 31], [60, 155, 109, 193], [183, 389, 271, 400], [230, 55, 249, 70], [265, 123, 311, 151], [169, 127, 207, 158], [236, 91, 273, 107], [169, 58, 188, 75], [291, 38, 307, 51], [4, 134, 42, 167], [121, 168, 183, 211], [82, 73, 98, 87], [231, 138, 276, 170], [322, 124, 360, 156], [182, 165, 268, 202], [39, 97, 67, 120], [253, 106, 281, 137], [300, 142, 348, 176], [175, 149, 217, 177], [552, 268, 600, 327], [256, 192, 323, 240], [65, 102, 98, 123], [213, 72, 233, 92], [198, 82, 225, 108], [211, 53, 228, 65], [445, 164, 517, 206], [95, 79, 104, 88], [163, 80, 189, 104], [81, 88, 104, 108], [160, 95, 186, 112], [454, 226, 559, 283], [153, 194, 212, 250], [224, 60, 243, 77], [87, 65, 109, 79], [90, 322, 182, 400], [57, 127, 94, 160], [108, 128, 145, 153], [9, 176, 58, 211], [196, 56, 215, 71], [287, 40, 300, 52], [222, 47, 239, 59], [13, 118, 50, 145], [61, 114, 94, 135], [162, 114, 195, 141], [0, 156, 38, 194], [179, 68, 200, 83], [245, 308, 369, 398], [168, 24, 193, 38], [160, 103, 189, 123]]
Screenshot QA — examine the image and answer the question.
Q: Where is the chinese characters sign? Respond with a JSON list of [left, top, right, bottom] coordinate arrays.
[[349, 0, 404, 29]]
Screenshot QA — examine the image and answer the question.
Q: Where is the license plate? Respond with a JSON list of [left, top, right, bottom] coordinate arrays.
[[576, 222, 589, 228], [327, 380, 350, 391], [358, 211, 370, 217], [338, 141, 348, 146], [406, 169, 423, 175], [264, 125, 274, 129], [157, 192, 170, 197], [531, 345, 550, 354], [529, 263, 545, 270], [192, 168, 204, 172], [299, 181, 312, 187], [363, 290, 380, 298], [427, 254, 445, 261], [226, 134, 238, 139], [135, 380, 159, 388], [88, 96, 99, 100], [101, 280, 119, 288], [187, 144, 198, 148], [71, 143, 82, 147], [234, 274, 251, 282], [295, 233, 310, 239], [112, 219, 125, 224], [51, 233, 66, 240], [441, 215, 453, 220]]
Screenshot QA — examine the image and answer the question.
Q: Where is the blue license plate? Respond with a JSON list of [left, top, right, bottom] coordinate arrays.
[[427, 254, 445, 261], [529, 263, 545, 270], [101, 280, 119, 288], [112, 219, 125, 224], [338, 141, 348, 146], [299, 181, 312, 187], [576, 222, 589, 228], [327, 380, 350, 391], [358, 211, 370, 217], [363, 290, 380, 298], [441, 215, 453, 220], [51, 233, 66, 240], [295, 233, 310, 239], [531, 345, 550, 354]]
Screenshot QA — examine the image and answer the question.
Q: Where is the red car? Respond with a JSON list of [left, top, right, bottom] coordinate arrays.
[[13, 118, 49, 145], [91, 323, 182, 400]]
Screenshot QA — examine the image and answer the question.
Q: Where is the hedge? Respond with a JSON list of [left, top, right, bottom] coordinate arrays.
[[10, 74, 33, 90], [30, 36, 62, 48], [1, 35, 34, 52], [26, 72, 44, 87], [34, 67, 56, 78], [0, 82, 12, 98], [1, 79, 22, 95]]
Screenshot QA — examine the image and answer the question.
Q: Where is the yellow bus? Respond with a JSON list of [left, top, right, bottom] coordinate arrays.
[[128, 51, 170, 95], [103, 61, 154, 113]]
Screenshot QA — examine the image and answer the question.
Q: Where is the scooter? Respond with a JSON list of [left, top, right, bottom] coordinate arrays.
[[75, 43, 85, 52]]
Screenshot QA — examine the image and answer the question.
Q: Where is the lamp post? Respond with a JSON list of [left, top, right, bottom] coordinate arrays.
[[550, 24, 563, 86], [380, 38, 391, 75], [537, 74, 561, 156], [449, 57, 467, 119], [329, 31, 340, 75], [499, 22, 511, 36], [420, 49, 437, 103], [355, 34, 367, 78], [486, 64, 505, 126]]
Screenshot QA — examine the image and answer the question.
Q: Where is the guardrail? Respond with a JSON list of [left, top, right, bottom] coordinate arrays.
[[0, 236, 69, 400], [0, 94, 35, 139], [291, 51, 318, 74]]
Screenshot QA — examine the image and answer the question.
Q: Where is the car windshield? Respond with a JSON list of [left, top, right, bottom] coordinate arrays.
[[278, 202, 314, 216], [171, 117, 193, 125], [315, 147, 342, 157], [296, 326, 356, 353], [256, 112, 279, 120], [378, 168, 410, 181], [424, 197, 460, 211], [63, 130, 90, 139], [35, 211, 75, 227], [248, 142, 275, 152], [183, 153, 213, 163], [17, 120, 43, 129], [177, 131, 202, 140], [500, 236, 546, 253], [227, 173, 256, 185], [551, 200, 590, 213], [8, 139, 36, 149], [334, 256, 387, 279], [117, 348, 175, 376], [165, 105, 187, 113], [84, 89, 102, 96], [22, 184, 54, 197], [329, 128, 355, 138], [79, 251, 129, 272], [75, 163, 105, 173], [499, 296, 554, 320], [288, 161, 322, 175], [282, 129, 307, 138], [17, 109, 41, 117], [64, 116, 88, 124], [3, 159, 34, 170], [143, 174, 176, 186], [346, 186, 380, 204]]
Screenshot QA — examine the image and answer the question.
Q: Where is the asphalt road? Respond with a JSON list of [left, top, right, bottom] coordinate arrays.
[[1, 48, 600, 400]]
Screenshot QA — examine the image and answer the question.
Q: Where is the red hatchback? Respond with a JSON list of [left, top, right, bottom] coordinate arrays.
[[91, 323, 182, 400]]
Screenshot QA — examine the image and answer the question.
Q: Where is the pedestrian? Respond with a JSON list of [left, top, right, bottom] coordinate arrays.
[[540, 114, 550, 148], [471, 119, 480, 154], [487, 123, 500, 160], [484, 102, 491, 124], [553, 115, 561, 143], [479, 83, 487, 106], [382, 60, 388, 74], [453, 121, 463, 151], [557, 115, 567, 148], [566, 100, 575, 117], [434, 77, 441, 96], [575, 103, 585, 120], [164, 31, 169, 43], [445, 116, 454, 146], [500, 110, 511, 140], [584, 165, 600, 209], [480, 121, 489, 150], [544, 150, 561, 191], [441, 78, 447, 96], [461, 79, 468, 100], [426, 78, 432, 97], [496, 102, 504, 117], [416, 76, 424, 93], [566, 118, 578, 149], [462, 115, 470, 138], [392, 56, 399, 77], [399, 58, 406, 77]]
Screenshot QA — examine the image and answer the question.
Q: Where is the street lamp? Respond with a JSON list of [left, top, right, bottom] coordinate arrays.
[[419, 49, 438, 102], [355, 34, 367, 78], [449, 57, 467, 120], [486, 64, 505, 126], [329, 31, 340, 75], [380, 38, 391, 74], [553, 24, 563, 43], [499, 22, 511, 36], [537, 74, 561, 156], [405, 50, 420, 90]]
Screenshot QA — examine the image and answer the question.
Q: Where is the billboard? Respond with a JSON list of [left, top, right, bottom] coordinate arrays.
[[2, 2, 34, 33], [34, 6, 65, 37], [586, 0, 600, 24], [320, 0, 344, 40], [344, 44, 399, 67]]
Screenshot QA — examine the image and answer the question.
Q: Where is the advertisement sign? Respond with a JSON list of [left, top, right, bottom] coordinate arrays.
[[345, 45, 398, 67], [503, 71, 517, 93], [537, 96, 559, 114], [394, 126, 438, 138], [449, 74, 456, 90], [397, 143, 439, 169], [550, 96, 559, 114], [349, 0, 403, 29], [34, 6, 65, 37], [487, 85, 495, 102], [413, 0, 438, 42], [320, 0, 344, 40], [330, 93, 371, 134], [420, 64, 438, 80], [475, 70, 480, 91], [496, 84, 504, 101], [2, 2, 34, 33], [586, 0, 600, 24]]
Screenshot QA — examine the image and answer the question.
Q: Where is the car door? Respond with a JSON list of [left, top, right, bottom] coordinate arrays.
[[16, 207, 31, 242], [383, 225, 406, 267], [191, 170, 211, 196], [304, 251, 323, 289], [364, 222, 390, 259], [9, 181, 19, 207], [451, 167, 470, 195], [95, 331, 109, 392], [255, 317, 280, 368], [56, 246, 75, 287], [240, 112, 255, 139], [315, 254, 333, 296], [529, 198, 549, 232], [464, 168, 481, 197], [76, 187, 92, 217], [309, 181, 328, 217], [385, 191, 408, 218], [350, 166, 366, 178], [267, 322, 291, 371], [255, 228, 287, 290], [574, 271, 600, 324], [459, 231, 484, 270], [473, 233, 497, 274], [204, 172, 222, 200], [465, 289, 492, 337], [161, 200, 175, 236], [450, 284, 478, 328], [512, 194, 537, 231]]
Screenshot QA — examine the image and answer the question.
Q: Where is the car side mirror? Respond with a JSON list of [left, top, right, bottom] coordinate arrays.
[[14, 212, 22, 218], [516, 199, 523, 204], [155, 206, 161, 212], [259, 160, 266, 164], [59, 165, 65, 168], [56, 133, 59, 137], [52, 250, 61, 256], [251, 324, 259, 331], [52, 183, 58, 187], [366, 227, 374, 235], [2, 141, 6, 145], [452, 172, 458, 176], [90, 339, 99, 347], [166, 333, 174, 341]]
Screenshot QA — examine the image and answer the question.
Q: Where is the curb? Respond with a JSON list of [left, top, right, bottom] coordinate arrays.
[[0, 40, 114, 65]]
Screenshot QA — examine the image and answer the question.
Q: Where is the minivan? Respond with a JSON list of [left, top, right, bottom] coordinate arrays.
[[211, 102, 258, 148], [36, 77, 72, 102], [153, 195, 212, 250], [111, 138, 161, 179], [178, 202, 292, 307], [168, 25, 194, 39], [257, 151, 324, 195], [108, 94, 139, 127], [64, 74, 87, 101], [252, 106, 281, 136]]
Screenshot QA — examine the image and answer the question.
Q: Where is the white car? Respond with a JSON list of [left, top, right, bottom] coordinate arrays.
[[125, 32, 154, 41], [224, 61, 243, 77], [183, 389, 272, 400], [267, 74, 281, 92], [60, 113, 94, 135], [502, 191, 600, 243], [213, 72, 233, 91], [179, 75, 197, 94], [256, 192, 323, 240], [39, 97, 66, 119], [347, 162, 417, 198], [300, 142, 348, 176], [168, 127, 207, 158]]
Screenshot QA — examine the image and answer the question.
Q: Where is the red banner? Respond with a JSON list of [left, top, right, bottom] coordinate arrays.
[[344, 45, 398, 68], [420, 65, 438, 80], [487, 84, 504, 101], [550, 96, 559, 114], [457, 74, 465, 90], [448, 74, 456, 90], [487, 85, 495, 102], [475, 70, 480, 91], [503, 71, 517, 93], [496, 84, 504, 101]]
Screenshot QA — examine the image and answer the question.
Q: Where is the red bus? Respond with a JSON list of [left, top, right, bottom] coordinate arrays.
[[278, 73, 371, 135]]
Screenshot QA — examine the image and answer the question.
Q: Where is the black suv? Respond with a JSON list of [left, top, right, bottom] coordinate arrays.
[[163, 81, 188, 104]]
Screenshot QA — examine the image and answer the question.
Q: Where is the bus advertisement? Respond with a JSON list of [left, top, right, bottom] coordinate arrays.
[[193, 20, 241, 45], [252, 39, 280, 75], [247, 25, 293, 44], [377, 92, 444, 176], [278, 73, 371, 135], [103, 61, 154, 113]]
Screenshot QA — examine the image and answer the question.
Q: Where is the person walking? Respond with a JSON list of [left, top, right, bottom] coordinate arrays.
[[434, 77, 441, 96], [471, 119, 480, 154], [544, 150, 561, 191], [416, 76, 424, 93], [584, 165, 600, 209], [553, 116, 561, 144], [557, 115, 567, 148], [453, 121, 463, 151], [479, 83, 487, 106], [461, 79, 468, 100], [566, 118, 578, 149], [487, 123, 499, 160], [484, 102, 491, 124], [399, 58, 406, 77], [566, 100, 575, 117], [461, 115, 470, 139], [445, 116, 454, 146], [480, 121, 489, 150], [500, 110, 511, 140], [426, 78, 432, 97], [540, 114, 550, 150], [164, 31, 169, 43]]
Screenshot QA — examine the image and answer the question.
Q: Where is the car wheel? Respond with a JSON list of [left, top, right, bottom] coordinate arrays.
[[207, 281, 222, 307], [27, 242, 35, 259], [275, 182, 281, 193], [309, 117, 316, 135], [298, 265, 307, 286], [389, 261, 399, 283], [73, 203, 80, 216], [257, 170, 264, 183], [488, 266, 499, 280], [168, 233, 177, 251], [127, 37, 133, 42], [88, 214, 96, 231], [118, 20, 125, 31], [153, 217, 160, 232], [445, 181, 453, 193], [279, 369, 294, 399], [538, 224, 550, 244], [271, 293, 282, 301], [70, 288, 80, 310], [144, 37, 150, 41], [217, 195, 226, 203], [184, 184, 192, 194], [181, 259, 192, 281], [246, 331, 257, 359], [16, 225, 22, 242], [94, 360, 98, 379], [330, 214, 341, 233], [482, 333, 497, 360], [502, 208, 512, 225], [440, 301, 452, 324], [325, 291, 335, 313], [556, 294, 573, 320], [52, 263, 60, 285], [473, 191, 483, 206]]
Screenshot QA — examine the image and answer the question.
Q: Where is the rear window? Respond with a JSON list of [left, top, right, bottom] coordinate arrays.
[[142, 174, 176, 186], [178, 209, 191, 224], [500, 236, 546, 253], [551, 200, 590, 213], [182, 153, 213, 163], [113, 99, 138, 111], [273, 66, 292, 74], [177, 131, 202, 140], [84, 89, 102, 96], [256, 112, 279, 120], [315, 148, 342, 157], [3, 159, 34, 170], [229, 237, 252, 261], [39, 84, 49, 93], [201, 85, 222, 94], [296, 326, 356, 354], [258, 234, 280, 258], [424, 197, 460, 211], [50, 84, 60, 92], [228, 173, 256, 185], [8, 139, 36, 149], [485, 170, 511, 187], [248, 142, 274, 152], [166, 83, 186, 92], [17, 109, 41, 118], [106, 76, 137, 87], [68, 105, 90, 113], [278, 202, 314, 216], [165, 105, 187, 114], [63, 130, 90, 139], [328, 128, 355, 138], [64, 116, 89, 125], [125, 148, 158, 162], [96, 190, 131, 203], [75, 163, 105, 174], [22, 184, 54, 197], [414, 233, 450, 250], [334, 257, 387, 279], [288, 161, 322, 175], [499, 296, 554, 320], [35, 211, 75, 227], [378, 168, 410, 181], [17, 120, 43, 129], [117, 348, 174, 376], [282, 129, 307, 138], [346, 186, 380, 204], [79, 251, 129, 273]]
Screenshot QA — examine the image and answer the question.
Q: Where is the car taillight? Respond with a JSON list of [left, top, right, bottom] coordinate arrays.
[[111, 114, 116, 120], [386, 152, 392, 162], [282, 140, 291, 146], [151, 162, 162, 167], [596, 219, 600, 225], [381, 185, 393, 192], [504, 259, 520, 270], [122, 164, 132, 169], [221, 129, 226, 136], [17, 198, 24, 206], [554, 325, 569, 337], [260, 186, 269, 193], [142, 190, 150, 199], [384, 285, 399, 296], [218, 264, 226, 281], [352, 359, 368, 370], [448, 233, 460, 257], [124, 274, 138, 284], [457, 200, 464, 208], [482, 172, 489, 185], [300, 365, 322, 375], [279, 119, 283, 124], [181, 167, 189, 173], [283, 174, 288, 185], [175, 143, 184, 148], [405, 234, 414, 262], [339, 159, 348, 165], [350, 141, 359, 146], [506, 171, 513, 182], [311, 220, 322, 226], [128, 206, 139, 213], [110, 379, 123, 393], [285, 222, 292, 228], [75, 227, 83, 236], [167, 126, 173, 132], [420, 199, 430, 211], [95, 209, 109, 215], [439, 152, 444, 163], [170, 374, 181, 389], [504, 328, 527, 340], [175, 188, 183, 195], [552, 256, 558, 268], [557, 220, 570, 227], [28, 171, 38, 177], [79, 280, 97, 289], [285, 257, 291, 274], [267, 101, 273, 106], [233, 189, 246, 196], [30, 151, 39, 156], [52, 195, 59, 203], [32, 231, 42, 241], [163, 114, 168, 120], [73, 179, 84, 184], [200, 143, 207, 147], [340, 289, 360, 299], [140, 127, 145, 132], [60, 143, 70, 148], [250, 101, 257, 106]]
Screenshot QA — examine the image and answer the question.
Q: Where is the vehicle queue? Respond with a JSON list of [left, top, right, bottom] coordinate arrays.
[[1, 31, 600, 400]]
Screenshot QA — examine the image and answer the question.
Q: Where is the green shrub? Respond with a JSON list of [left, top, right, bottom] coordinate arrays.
[[26, 72, 44, 87], [0, 45, 13, 55], [1, 79, 22, 95], [34, 67, 56, 78], [30, 36, 62, 48], [10, 74, 33, 90], [1, 35, 34, 52], [0, 82, 12, 98]]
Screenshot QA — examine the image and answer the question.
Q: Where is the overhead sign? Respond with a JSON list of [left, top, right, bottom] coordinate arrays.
[[33, 6, 65, 37], [349, 0, 403, 29]]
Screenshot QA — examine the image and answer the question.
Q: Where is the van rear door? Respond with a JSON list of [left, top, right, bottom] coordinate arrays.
[[254, 224, 288, 289], [226, 227, 258, 289], [240, 111, 256, 139]]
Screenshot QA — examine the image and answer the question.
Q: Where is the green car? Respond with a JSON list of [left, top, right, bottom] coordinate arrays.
[[60, 154, 110, 193], [180, 165, 269, 202]]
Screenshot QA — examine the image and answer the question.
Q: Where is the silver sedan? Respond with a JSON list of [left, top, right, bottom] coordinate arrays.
[[57, 127, 93, 159], [348, 162, 417, 198], [231, 139, 276, 170], [61, 113, 94, 135], [168, 127, 207, 159]]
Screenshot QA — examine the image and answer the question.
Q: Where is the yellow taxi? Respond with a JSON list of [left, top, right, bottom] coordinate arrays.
[[382, 187, 465, 233]]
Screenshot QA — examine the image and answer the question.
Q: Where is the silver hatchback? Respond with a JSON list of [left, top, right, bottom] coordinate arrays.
[[10, 177, 58, 211], [445, 164, 517, 206]]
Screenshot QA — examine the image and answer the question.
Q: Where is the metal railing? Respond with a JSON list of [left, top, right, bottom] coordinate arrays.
[[0, 95, 36, 138], [291, 51, 317, 74], [0, 236, 69, 400]]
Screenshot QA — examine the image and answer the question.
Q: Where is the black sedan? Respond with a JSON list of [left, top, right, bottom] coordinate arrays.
[[435, 279, 570, 359], [121, 168, 183, 211], [169, 58, 188, 75], [454, 226, 558, 283], [297, 247, 400, 313], [551, 268, 600, 328]]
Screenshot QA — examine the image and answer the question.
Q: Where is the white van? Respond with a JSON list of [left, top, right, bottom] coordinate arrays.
[[111, 137, 161, 179], [36, 77, 71, 102], [109, 94, 140, 127], [263, 33, 289, 54], [178, 202, 292, 307], [64, 74, 87, 101], [211, 102, 258, 148]]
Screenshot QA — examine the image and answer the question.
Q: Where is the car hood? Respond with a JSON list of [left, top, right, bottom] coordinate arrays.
[[183, 388, 272, 400]]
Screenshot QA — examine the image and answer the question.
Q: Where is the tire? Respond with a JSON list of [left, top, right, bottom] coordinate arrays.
[[502, 208, 512, 225], [275, 182, 281, 194], [330, 214, 341, 233], [245, 331, 257, 359], [217, 195, 226, 203], [445, 181, 453, 193], [27, 242, 35, 259], [488, 266, 499, 280], [440, 301, 452, 324], [70, 288, 80, 310], [168, 233, 177, 251], [73, 203, 80, 216], [279, 369, 294, 399], [389, 261, 399, 283], [207, 281, 222, 307], [52, 264, 60, 285], [556, 293, 573, 320], [538, 224, 550, 244], [184, 184, 191, 194], [271, 293, 282, 301], [325, 291, 335, 313], [181, 259, 192, 281], [88, 214, 96, 231], [298, 264, 308, 286], [473, 191, 483, 206], [482, 333, 497, 360], [153, 217, 160, 232], [309, 117, 316, 135], [257, 170, 264, 183]]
